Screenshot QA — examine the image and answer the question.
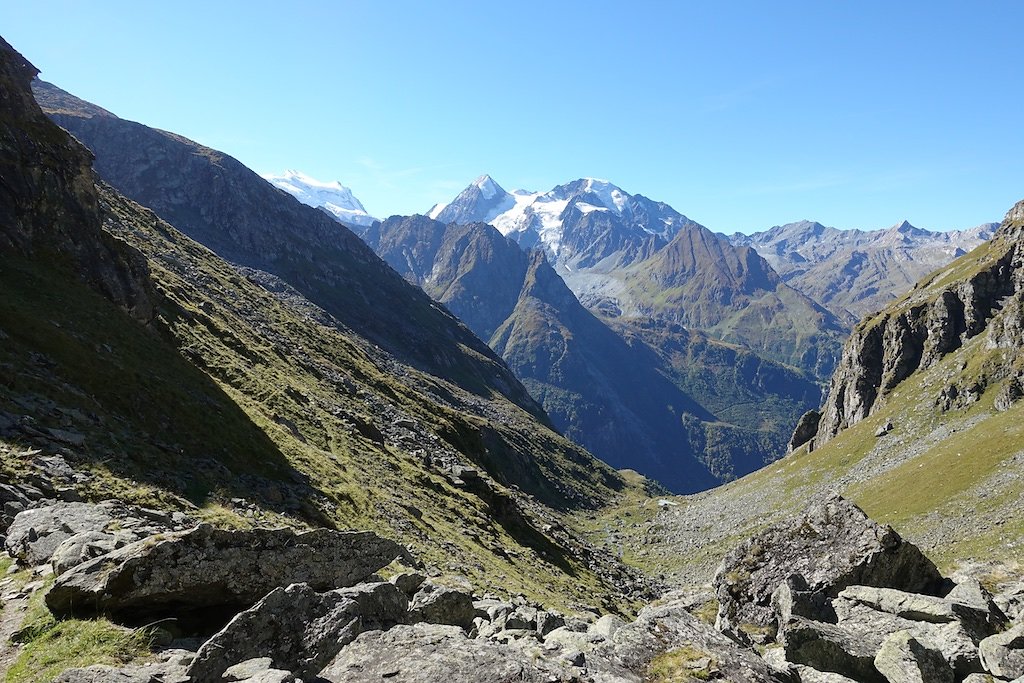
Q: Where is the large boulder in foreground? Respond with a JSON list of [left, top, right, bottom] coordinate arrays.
[[45, 524, 412, 624], [186, 581, 408, 683], [713, 494, 943, 640], [587, 598, 781, 682]]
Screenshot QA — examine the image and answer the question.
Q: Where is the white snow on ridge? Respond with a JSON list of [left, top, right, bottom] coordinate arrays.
[[581, 178, 628, 215], [262, 169, 377, 227], [474, 174, 501, 200]]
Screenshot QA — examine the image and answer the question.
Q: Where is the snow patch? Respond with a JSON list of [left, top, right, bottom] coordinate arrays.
[[263, 170, 376, 227]]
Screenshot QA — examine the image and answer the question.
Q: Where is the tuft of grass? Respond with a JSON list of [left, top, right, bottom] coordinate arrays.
[[648, 644, 717, 681], [691, 599, 719, 626], [6, 618, 152, 683]]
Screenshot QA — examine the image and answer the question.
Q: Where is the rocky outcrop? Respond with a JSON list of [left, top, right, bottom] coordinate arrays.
[[186, 581, 408, 683], [713, 495, 943, 641], [406, 581, 475, 630], [45, 524, 412, 623], [0, 39, 153, 321], [815, 200, 1024, 445], [789, 409, 821, 451], [4, 500, 190, 570], [873, 630, 954, 683], [320, 623, 574, 683]]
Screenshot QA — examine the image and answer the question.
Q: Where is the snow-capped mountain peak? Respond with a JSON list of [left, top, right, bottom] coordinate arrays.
[[578, 177, 629, 215], [428, 176, 694, 263], [262, 170, 376, 227], [473, 174, 502, 200]]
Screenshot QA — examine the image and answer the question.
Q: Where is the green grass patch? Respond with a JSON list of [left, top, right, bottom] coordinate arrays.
[[648, 643, 717, 681], [6, 618, 152, 683]]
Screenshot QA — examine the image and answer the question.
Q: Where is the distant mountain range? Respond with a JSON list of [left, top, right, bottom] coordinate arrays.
[[263, 170, 377, 227], [357, 215, 820, 490], [426, 176, 846, 378], [730, 219, 996, 321]]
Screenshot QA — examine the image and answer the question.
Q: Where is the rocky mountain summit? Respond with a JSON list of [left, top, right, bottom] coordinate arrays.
[[430, 176, 846, 378], [732, 219, 997, 322]]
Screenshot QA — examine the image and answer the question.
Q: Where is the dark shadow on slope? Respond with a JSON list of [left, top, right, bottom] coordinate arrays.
[[0, 257, 334, 526]]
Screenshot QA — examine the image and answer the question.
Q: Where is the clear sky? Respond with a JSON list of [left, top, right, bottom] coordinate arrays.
[[3, 1, 1022, 232]]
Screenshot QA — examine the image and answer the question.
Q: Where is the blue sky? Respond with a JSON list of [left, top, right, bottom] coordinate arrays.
[[4, 1, 1022, 232]]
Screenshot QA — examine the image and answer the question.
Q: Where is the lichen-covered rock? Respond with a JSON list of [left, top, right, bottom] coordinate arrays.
[[873, 630, 953, 683], [780, 615, 885, 683], [407, 581, 475, 630], [832, 595, 982, 677], [979, 623, 1024, 680], [4, 500, 187, 568], [586, 598, 780, 682], [839, 585, 1005, 642], [713, 495, 943, 640], [319, 623, 575, 683], [186, 581, 407, 683], [46, 524, 412, 622]]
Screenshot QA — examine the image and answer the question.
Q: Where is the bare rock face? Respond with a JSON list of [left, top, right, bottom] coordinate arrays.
[[45, 524, 412, 624], [407, 581, 475, 630], [789, 409, 821, 452], [814, 201, 1024, 446], [713, 495, 943, 641], [0, 38, 153, 321], [186, 581, 408, 683], [979, 623, 1024, 680]]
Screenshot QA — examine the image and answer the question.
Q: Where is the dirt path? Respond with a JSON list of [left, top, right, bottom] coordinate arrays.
[[0, 579, 30, 677]]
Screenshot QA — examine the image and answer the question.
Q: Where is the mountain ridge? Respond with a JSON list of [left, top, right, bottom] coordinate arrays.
[[731, 218, 997, 321]]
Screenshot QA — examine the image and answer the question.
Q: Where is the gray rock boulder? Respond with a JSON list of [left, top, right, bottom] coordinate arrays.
[[319, 623, 575, 682], [586, 598, 781, 682], [780, 615, 886, 683], [407, 581, 475, 630], [0, 482, 35, 533], [946, 577, 1009, 629], [52, 666, 154, 683], [186, 581, 406, 683], [590, 614, 627, 638], [832, 595, 982, 677], [839, 585, 1003, 642], [714, 494, 943, 640], [5, 500, 186, 568], [46, 524, 411, 623], [873, 630, 953, 683], [980, 623, 1024, 679]]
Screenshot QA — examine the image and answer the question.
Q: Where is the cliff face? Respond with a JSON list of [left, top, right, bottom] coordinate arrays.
[[0, 38, 152, 321], [812, 199, 1024, 447]]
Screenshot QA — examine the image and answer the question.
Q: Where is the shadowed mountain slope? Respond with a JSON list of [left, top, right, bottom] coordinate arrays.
[[32, 80, 543, 419]]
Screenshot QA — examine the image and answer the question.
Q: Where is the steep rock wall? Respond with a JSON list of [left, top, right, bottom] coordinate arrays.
[[813, 199, 1024, 446]]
